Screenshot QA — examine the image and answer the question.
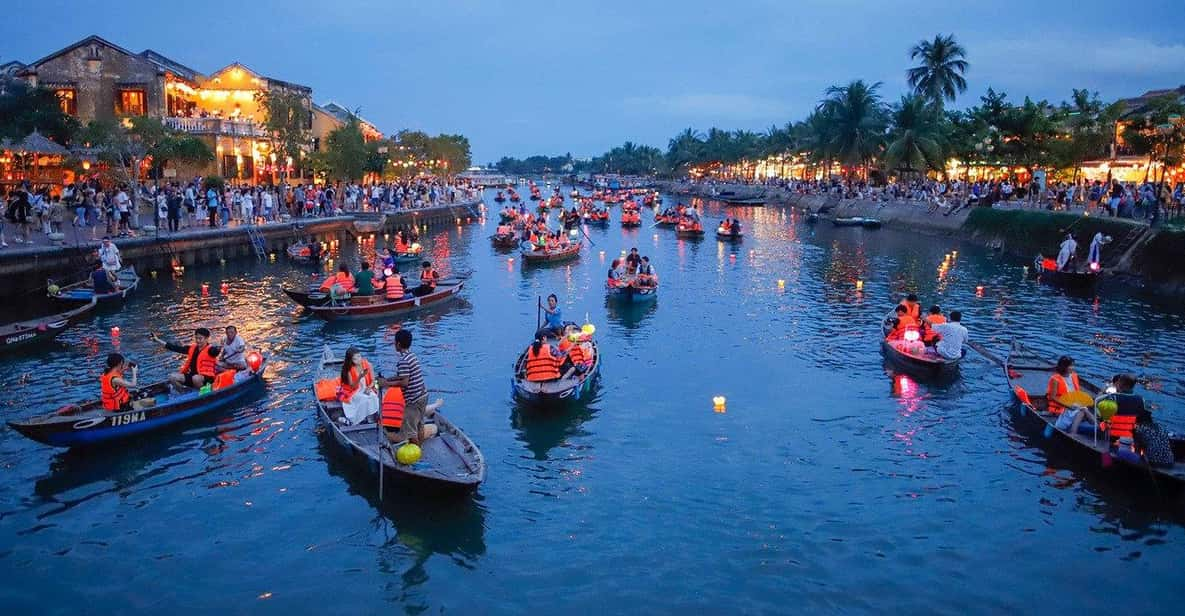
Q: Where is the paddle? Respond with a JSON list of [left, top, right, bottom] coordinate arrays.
[[536, 296, 542, 332], [578, 223, 596, 247], [966, 340, 1004, 367]]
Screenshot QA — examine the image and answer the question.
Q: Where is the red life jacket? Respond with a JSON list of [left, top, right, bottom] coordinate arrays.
[[385, 275, 404, 299], [101, 370, 130, 411], [338, 359, 374, 403], [567, 343, 586, 365], [381, 387, 405, 429], [181, 343, 218, 378], [1107, 413, 1137, 439], [420, 269, 437, 288], [525, 344, 560, 382], [1046, 372, 1081, 414]]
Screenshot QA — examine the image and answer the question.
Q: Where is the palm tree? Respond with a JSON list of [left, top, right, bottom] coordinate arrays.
[[818, 80, 887, 177], [885, 95, 944, 176], [666, 127, 704, 173], [906, 34, 969, 109]]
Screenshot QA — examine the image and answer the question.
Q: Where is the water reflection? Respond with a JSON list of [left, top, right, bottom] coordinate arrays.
[[603, 295, 658, 330], [510, 400, 599, 461]]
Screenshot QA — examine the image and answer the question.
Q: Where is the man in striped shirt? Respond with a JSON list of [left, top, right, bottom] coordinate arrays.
[[382, 329, 429, 443]]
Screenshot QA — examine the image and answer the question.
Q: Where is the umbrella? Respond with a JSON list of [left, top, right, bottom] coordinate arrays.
[[0, 130, 68, 155]]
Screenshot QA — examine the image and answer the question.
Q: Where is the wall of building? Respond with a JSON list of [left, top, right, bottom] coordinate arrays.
[[30, 42, 165, 125]]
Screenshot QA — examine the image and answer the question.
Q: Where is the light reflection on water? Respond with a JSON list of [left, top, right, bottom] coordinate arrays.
[[0, 188, 1183, 612]]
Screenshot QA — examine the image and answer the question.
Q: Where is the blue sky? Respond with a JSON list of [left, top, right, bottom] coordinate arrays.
[[3, 0, 1184, 163]]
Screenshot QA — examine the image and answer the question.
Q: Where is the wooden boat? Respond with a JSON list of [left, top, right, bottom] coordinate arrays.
[[676, 225, 705, 239], [716, 227, 743, 242], [621, 215, 641, 228], [1, 299, 96, 354], [717, 197, 765, 206], [833, 217, 881, 228], [494, 194, 506, 203], [653, 215, 678, 227], [1033, 255, 1100, 292], [490, 232, 520, 249], [512, 340, 601, 405], [283, 284, 325, 308], [286, 242, 320, 263], [582, 213, 610, 226], [1005, 341, 1185, 487], [879, 310, 962, 379], [8, 357, 267, 448], [306, 279, 465, 321], [315, 347, 485, 494], [520, 242, 582, 264], [51, 266, 139, 304], [606, 282, 657, 303], [509, 194, 521, 203]]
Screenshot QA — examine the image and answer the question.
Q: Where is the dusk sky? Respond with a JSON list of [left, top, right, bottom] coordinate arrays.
[[4, 0, 1184, 164]]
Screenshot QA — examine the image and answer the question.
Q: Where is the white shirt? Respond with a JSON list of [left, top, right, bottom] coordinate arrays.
[[1056, 238, 1077, 269], [932, 322, 967, 360], [99, 243, 122, 271], [115, 191, 130, 212]]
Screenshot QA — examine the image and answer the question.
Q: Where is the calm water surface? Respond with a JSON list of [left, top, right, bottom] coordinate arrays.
[[2, 189, 1183, 613]]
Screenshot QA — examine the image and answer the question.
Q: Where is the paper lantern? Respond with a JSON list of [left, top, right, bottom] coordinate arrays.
[[246, 351, 263, 372]]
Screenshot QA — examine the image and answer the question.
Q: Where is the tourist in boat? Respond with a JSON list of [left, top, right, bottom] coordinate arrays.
[[730, 219, 742, 234], [217, 326, 248, 371], [1055, 233, 1078, 271], [898, 294, 921, 321], [337, 347, 379, 425], [626, 248, 641, 271], [99, 237, 122, 272], [413, 261, 439, 297], [558, 328, 590, 377], [91, 263, 117, 295], [541, 293, 564, 335], [152, 328, 218, 389], [100, 352, 138, 412], [921, 305, 945, 344], [637, 257, 657, 287], [380, 268, 404, 301], [379, 248, 396, 271], [378, 329, 431, 444], [607, 259, 624, 288], [929, 310, 966, 360], [354, 261, 376, 296], [1133, 408, 1174, 468], [523, 332, 562, 383], [1045, 356, 1081, 415], [320, 264, 356, 296], [892, 304, 917, 330]]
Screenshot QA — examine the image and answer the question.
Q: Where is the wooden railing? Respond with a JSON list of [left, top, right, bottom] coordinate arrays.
[[165, 117, 267, 137]]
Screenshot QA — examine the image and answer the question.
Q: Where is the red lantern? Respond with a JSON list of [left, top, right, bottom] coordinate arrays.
[[246, 351, 263, 372]]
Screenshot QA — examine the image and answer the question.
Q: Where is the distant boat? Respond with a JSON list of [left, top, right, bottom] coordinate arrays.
[[832, 217, 881, 229], [0, 299, 96, 354]]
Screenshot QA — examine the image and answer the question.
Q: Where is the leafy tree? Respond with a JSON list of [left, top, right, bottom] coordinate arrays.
[[1121, 93, 1185, 184], [906, 34, 969, 110], [818, 80, 887, 175], [80, 116, 213, 188], [885, 95, 944, 175], [255, 88, 310, 178], [0, 80, 80, 144], [324, 117, 369, 181]]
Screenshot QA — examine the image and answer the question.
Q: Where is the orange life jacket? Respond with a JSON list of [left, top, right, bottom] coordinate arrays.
[[101, 370, 130, 411], [212, 369, 237, 390], [338, 359, 374, 403], [925, 314, 946, 325], [1107, 413, 1137, 439], [420, 269, 437, 288], [899, 301, 921, 321], [320, 271, 355, 292], [181, 343, 218, 378], [395, 239, 409, 252], [1046, 372, 1081, 414], [385, 275, 404, 299], [381, 387, 405, 429], [567, 342, 587, 365], [525, 344, 560, 381]]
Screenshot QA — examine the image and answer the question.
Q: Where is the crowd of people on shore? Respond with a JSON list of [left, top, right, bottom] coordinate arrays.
[[0, 178, 481, 248]]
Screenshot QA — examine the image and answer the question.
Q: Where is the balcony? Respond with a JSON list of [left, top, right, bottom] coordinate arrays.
[[165, 117, 268, 138]]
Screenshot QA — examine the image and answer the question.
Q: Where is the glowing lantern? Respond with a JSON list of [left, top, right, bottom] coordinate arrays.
[[713, 396, 726, 412], [904, 329, 921, 342], [855, 280, 864, 290], [777, 279, 785, 289], [581, 323, 596, 336], [383, 268, 393, 277], [201, 283, 209, 296], [246, 351, 263, 372], [507, 257, 514, 263], [976, 285, 984, 296], [220, 283, 229, 294], [110, 326, 121, 337], [569, 229, 579, 237], [1089, 262, 1100, 272]]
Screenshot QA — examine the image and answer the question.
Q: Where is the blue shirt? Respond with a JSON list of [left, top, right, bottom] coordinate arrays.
[[545, 307, 563, 329]]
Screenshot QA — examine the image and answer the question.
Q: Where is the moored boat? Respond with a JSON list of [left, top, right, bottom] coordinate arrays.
[[0, 299, 97, 354], [833, 217, 881, 228], [286, 242, 321, 263], [315, 346, 485, 495], [8, 355, 267, 448], [306, 279, 466, 321], [676, 224, 705, 239], [512, 339, 601, 405], [50, 266, 140, 304], [520, 242, 582, 264], [1033, 255, 1100, 292], [880, 310, 962, 380], [1004, 341, 1184, 488]]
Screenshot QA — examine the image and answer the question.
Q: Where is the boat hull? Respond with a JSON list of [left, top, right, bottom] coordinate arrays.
[[1, 300, 95, 354], [1033, 256, 1100, 292], [607, 285, 658, 304], [308, 282, 464, 321]]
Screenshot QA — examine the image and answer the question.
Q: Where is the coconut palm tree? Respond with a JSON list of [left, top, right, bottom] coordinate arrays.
[[818, 80, 887, 176], [885, 95, 944, 176], [906, 34, 969, 109], [666, 127, 705, 173]]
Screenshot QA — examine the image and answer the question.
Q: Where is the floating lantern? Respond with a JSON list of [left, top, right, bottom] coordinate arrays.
[[220, 258, 226, 266], [569, 229, 578, 237], [855, 280, 864, 290], [713, 396, 726, 412], [599, 250, 605, 258], [220, 283, 229, 294], [1090, 262, 1101, 272], [777, 279, 785, 289], [110, 326, 120, 337], [507, 257, 514, 263], [269, 253, 276, 262], [201, 283, 209, 296], [976, 285, 984, 296], [246, 351, 263, 372], [653, 234, 659, 240], [150, 271, 158, 278], [951, 250, 958, 257]]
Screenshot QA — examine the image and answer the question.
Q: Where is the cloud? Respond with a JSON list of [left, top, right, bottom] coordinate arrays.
[[974, 37, 1185, 81], [621, 93, 790, 120]]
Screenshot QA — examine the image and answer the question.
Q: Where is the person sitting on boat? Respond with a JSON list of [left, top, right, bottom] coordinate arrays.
[[1133, 408, 1174, 468], [1045, 356, 1081, 415], [100, 352, 138, 412], [153, 328, 218, 389], [921, 306, 945, 344], [541, 293, 565, 336], [898, 294, 921, 322], [523, 332, 563, 382], [607, 259, 625, 288], [379, 248, 396, 271], [217, 325, 248, 372], [413, 261, 439, 297], [394, 234, 410, 254], [99, 237, 122, 273], [320, 264, 356, 296], [891, 304, 918, 331], [1055, 233, 1078, 271], [730, 219, 741, 234], [626, 248, 641, 271], [380, 268, 405, 301], [337, 347, 379, 425], [354, 261, 376, 296], [636, 257, 657, 287], [91, 264, 117, 295], [929, 311, 966, 360], [558, 330, 590, 376]]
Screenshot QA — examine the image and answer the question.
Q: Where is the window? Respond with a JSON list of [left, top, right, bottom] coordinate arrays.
[[55, 89, 77, 115], [117, 89, 146, 115]]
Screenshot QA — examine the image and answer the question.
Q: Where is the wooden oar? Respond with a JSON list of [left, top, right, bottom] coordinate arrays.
[[966, 340, 1004, 367]]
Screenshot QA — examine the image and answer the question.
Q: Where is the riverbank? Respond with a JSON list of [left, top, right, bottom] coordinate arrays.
[[659, 181, 1185, 297], [0, 200, 484, 300]]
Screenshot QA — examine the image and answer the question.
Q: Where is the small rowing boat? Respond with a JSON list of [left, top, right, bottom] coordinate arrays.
[[306, 279, 465, 321], [1005, 341, 1184, 488], [0, 299, 96, 354], [716, 226, 743, 242], [676, 224, 705, 239], [880, 310, 962, 380], [654, 215, 678, 227], [606, 281, 657, 304], [315, 347, 484, 495], [286, 242, 320, 263], [50, 266, 140, 304], [520, 242, 582, 264], [1033, 255, 1100, 293], [512, 339, 601, 405], [8, 356, 267, 448], [490, 232, 520, 249]]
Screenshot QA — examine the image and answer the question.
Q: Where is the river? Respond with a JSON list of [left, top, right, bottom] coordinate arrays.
[[1, 189, 1182, 613]]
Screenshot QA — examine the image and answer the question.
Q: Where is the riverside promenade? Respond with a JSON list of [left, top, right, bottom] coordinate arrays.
[[0, 200, 484, 300]]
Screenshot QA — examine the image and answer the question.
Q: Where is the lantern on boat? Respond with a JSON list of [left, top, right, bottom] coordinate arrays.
[[976, 285, 984, 296], [397, 443, 422, 465], [47, 284, 60, 296], [1090, 262, 1101, 272], [904, 329, 921, 342], [581, 323, 596, 336], [713, 396, 726, 412], [569, 229, 578, 237], [201, 283, 210, 296], [246, 351, 263, 372]]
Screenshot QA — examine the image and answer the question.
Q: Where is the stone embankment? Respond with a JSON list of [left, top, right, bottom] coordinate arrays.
[[658, 181, 1185, 297]]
